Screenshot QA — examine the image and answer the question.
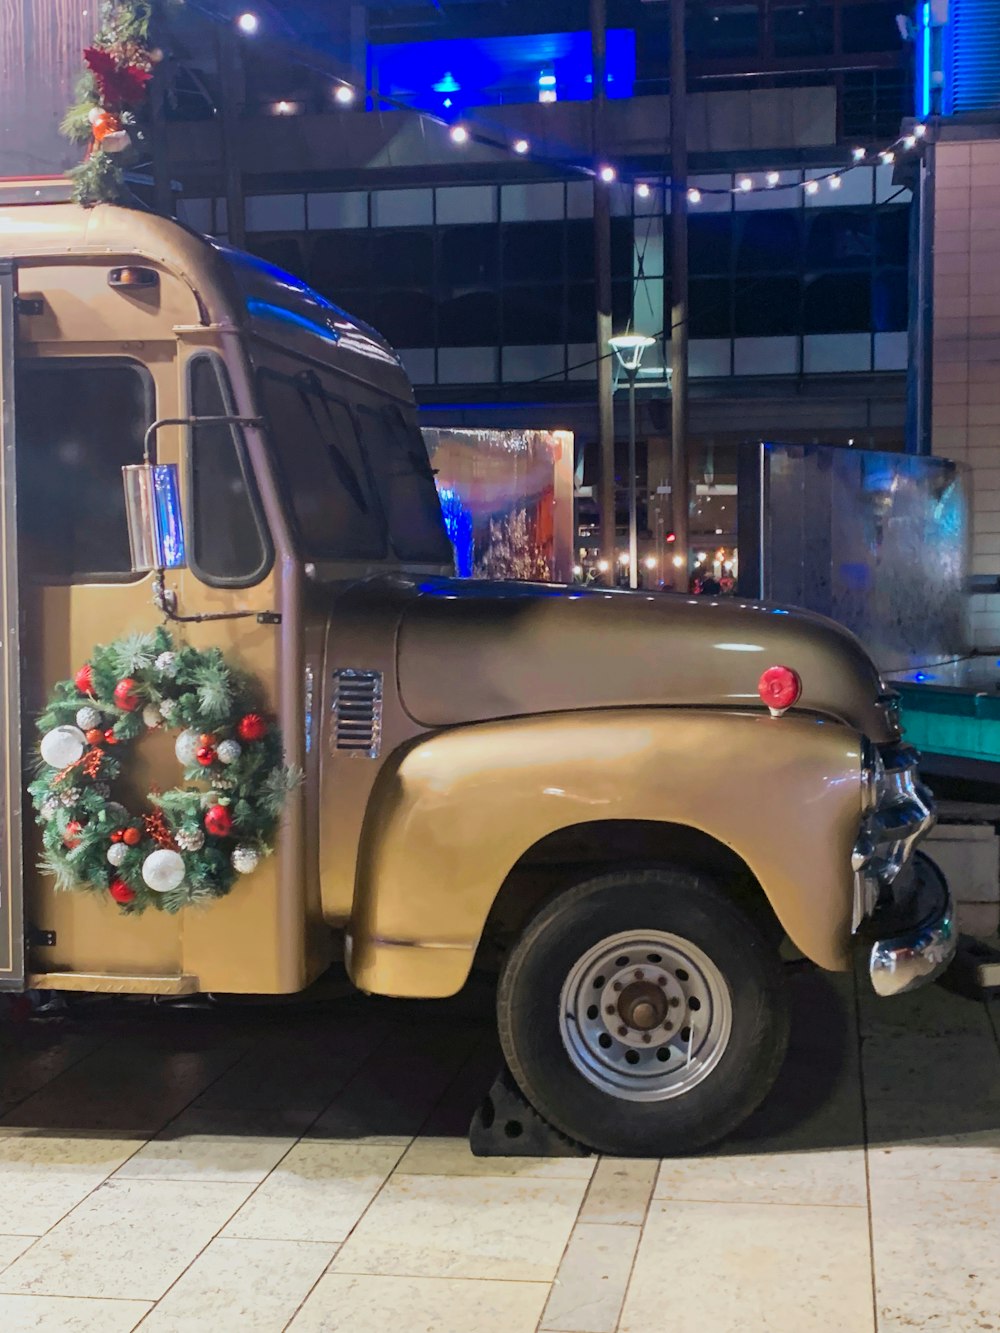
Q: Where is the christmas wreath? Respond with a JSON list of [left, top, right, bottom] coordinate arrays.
[[28, 628, 299, 915]]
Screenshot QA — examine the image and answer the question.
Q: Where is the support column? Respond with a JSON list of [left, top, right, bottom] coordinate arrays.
[[669, 0, 690, 581], [592, 0, 616, 582]]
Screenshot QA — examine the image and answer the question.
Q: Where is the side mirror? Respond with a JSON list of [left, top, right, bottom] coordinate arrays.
[[122, 463, 187, 572]]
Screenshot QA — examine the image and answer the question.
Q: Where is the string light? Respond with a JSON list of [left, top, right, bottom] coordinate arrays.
[[828, 174, 842, 190], [334, 85, 355, 105], [804, 179, 819, 194], [513, 138, 530, 154], [687, 187, 701, 204], [914, 123, 927, 137], [903, 134, 917, 150], [450, 124, 469, 144], [881, 149, 895, 163], [852, 147, 866, 161], [235, 11, 259, 34], [738, 176, 753, 192], [599, 165, 616, 183], [766, 171, 780, 186], [636, 182, 651, 199]]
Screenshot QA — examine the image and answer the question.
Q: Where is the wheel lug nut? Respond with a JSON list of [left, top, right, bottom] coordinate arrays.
[[657, 976, 667, 986], [612, 982, 622, 992], [669, 996, 680, 1007], [641, 1033, 651, 1044], [634, 969, 644, 980], [605, 1005, 616, 1015], [664, 1021, 673, 1032], [617, 1025, 628, 1037]]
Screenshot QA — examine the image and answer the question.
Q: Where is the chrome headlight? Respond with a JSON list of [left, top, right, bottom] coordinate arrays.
[[861, 736, 886, 813]]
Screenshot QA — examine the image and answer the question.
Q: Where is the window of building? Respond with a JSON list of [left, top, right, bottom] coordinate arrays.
[[188, 354, 271, 586], [841, 1, 904, 53], [803, 273, 872, 333], [773, 5, 834, 57], [257, 364, 387, 560], [688, 4, 761, 58], [16, 359, 151, 581]]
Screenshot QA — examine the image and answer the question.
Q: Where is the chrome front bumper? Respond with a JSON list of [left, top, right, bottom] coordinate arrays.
[[854, 743, 956, 996], [868, 852, 957, 997]]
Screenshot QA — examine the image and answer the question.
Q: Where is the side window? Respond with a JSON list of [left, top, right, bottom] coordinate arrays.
[[257, 367, 387, 560], [16, 359, 150, 581], [188, 354, 271, 585], [357, 405, 453, 564]]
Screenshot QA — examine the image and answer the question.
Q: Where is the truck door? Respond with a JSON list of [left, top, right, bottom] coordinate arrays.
[[0, 261, 25, 991]]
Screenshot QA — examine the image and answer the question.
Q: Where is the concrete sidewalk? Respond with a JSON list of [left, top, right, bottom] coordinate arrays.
[[0, 966, 997, 1332]]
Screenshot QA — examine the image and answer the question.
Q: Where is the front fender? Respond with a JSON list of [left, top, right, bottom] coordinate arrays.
[[347, 709, 863, 997]]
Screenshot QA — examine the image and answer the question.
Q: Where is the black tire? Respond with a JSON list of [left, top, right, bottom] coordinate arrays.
[[497, 866, 789, 1156]]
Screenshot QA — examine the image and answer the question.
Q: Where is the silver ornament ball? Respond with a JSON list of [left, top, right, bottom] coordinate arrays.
[[217, 739, 242, 765], [76, 706, 102, 731], [174, 728, 200, 767], [231, 844, 260, 875], [106, 842, 128, 867]]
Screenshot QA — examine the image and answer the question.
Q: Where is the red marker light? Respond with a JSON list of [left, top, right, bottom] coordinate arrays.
[[758, 665, 801, 714]]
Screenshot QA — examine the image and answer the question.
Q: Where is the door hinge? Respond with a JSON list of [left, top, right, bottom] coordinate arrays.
[[27, 927, 56, 948], [256, 611, 281, 625], [15, 296, 44, 316]]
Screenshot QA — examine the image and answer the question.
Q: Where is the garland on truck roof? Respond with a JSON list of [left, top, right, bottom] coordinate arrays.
[[61, 1, 157, 206], [29, 628, 300, 915]]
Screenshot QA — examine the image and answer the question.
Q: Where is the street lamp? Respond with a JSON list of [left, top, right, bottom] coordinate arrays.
[[608, 333, 655, 589]]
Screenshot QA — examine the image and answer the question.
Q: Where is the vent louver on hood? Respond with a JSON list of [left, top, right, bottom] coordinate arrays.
[[330, 669, 383, 758]]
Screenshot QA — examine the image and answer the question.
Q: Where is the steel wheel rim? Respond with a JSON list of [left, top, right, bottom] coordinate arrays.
[[558, 929, 733, 1102]]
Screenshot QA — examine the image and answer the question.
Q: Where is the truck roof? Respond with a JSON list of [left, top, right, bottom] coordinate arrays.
[[0, 177, 413, 403]]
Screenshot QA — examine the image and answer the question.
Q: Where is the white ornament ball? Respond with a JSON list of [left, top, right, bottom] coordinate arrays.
[[174, 729, 200, 767], [142, 703, 162, 729], [40, 725, 87, 769], [217, 739, 242, 765], [76, 706, 102, 731], [155, 651, 178, 678], [159, 698, 177, 720], [107, 842, 128, 868], [176, 827, 205, 852], [141, 848, 186, 894], [231, 844, 260, 875]]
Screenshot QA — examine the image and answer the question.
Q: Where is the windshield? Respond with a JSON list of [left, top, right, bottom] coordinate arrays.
[[253, 344, 452, 565]]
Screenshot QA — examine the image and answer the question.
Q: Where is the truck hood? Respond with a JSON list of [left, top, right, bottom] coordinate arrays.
[[393, 578, 896, 742]]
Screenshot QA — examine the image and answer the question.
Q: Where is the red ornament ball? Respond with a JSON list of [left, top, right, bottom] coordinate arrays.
[[199, 733, 216, 747], [85, 728, 103, 745], [204, 804, 233, 837], [109, 878, 136, 905], [64, 820, 83, 849], [104, 728, 118, 746], [109, 829, 124, 843], [75, 664, 94, 695], [114, 678, 141, 712], [237, 713, 267, 743], [196, 745, 217, 767], [122, 827, 142, 847]]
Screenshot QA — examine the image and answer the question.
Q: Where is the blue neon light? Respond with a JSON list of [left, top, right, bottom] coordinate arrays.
[[538, 72, 557, 87], [920, 2, 932, 117], [152, 465, 186, 569]]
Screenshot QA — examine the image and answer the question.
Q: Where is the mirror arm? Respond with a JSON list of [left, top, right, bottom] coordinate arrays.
[[142, 415, 263, 463]]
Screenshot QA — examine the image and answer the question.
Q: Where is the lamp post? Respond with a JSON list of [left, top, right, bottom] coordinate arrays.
[[609, 333, 655, 590]]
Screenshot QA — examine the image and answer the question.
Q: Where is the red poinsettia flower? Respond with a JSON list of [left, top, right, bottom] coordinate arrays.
[[84, 47, 152, 110]]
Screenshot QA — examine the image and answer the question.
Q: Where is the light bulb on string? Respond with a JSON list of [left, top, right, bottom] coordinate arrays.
[[738, 176, 752, 192], [914, 123, 927, 138], [828, 175, 842, 190], [852, 147, 866, 161], [236, 11, 259, 34], [636, 182, 651, 199], [903, 135, 917, 150], [599, 165, 616, 183], [513, 138, 530, 154], [766, 171, 780, 186], [687, 187, 702, 204], [334, 85, 355, 105], [804, 179, 819, 195], [450, 124, 469, 145], [880, 149, 895, 164]]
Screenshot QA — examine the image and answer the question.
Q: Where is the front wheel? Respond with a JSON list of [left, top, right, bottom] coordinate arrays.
[[497, 867, 789, 1156]]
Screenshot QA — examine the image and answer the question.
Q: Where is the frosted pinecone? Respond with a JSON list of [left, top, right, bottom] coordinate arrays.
[[61, 787, 82, 807], [40, 796, 59, 822], [76, 705, 102, 731], [158, 698, 177, 720], [155, 651, 178, 678], [231, 844, 260, 874], [93, 780, 112, 799], [175, 827, 205, 852]]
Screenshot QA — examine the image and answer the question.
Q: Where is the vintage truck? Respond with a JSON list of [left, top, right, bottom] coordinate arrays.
[[0, 178, 954, 1155]]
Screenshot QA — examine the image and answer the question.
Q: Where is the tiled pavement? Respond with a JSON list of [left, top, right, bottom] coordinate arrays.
[[0, 965, 998, 1333]]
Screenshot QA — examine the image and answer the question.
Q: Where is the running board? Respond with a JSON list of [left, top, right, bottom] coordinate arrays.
[[27, 972, 200, 996]]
